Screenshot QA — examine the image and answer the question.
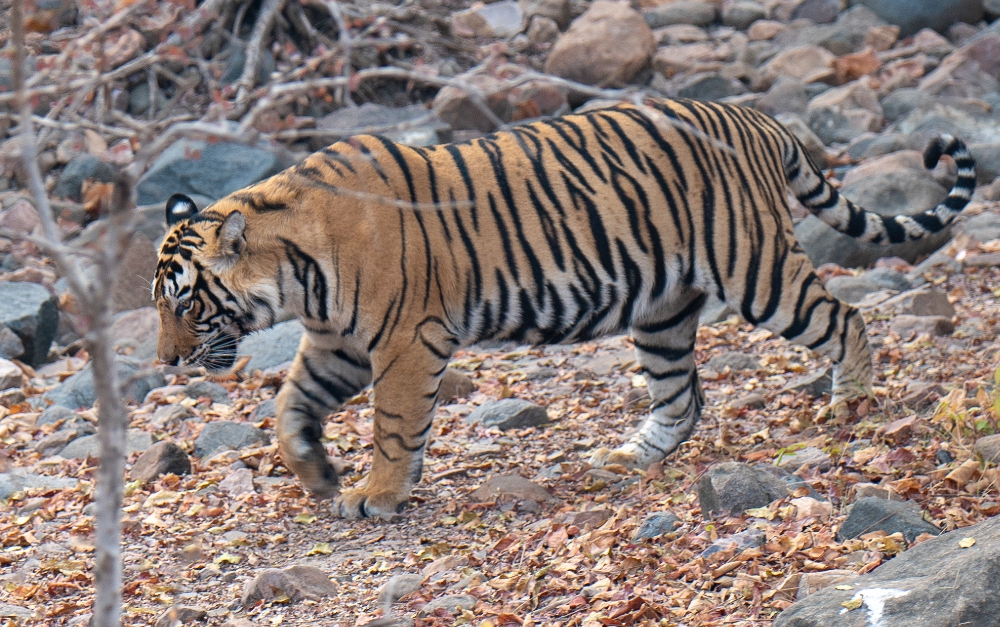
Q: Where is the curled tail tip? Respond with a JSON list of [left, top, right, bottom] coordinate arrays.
[[923, 134, 969, 170]]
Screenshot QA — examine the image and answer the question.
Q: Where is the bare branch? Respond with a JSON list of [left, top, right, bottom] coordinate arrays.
[[233, 0, 288, 115]]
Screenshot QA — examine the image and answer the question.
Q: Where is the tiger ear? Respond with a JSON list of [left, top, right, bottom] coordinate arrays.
[[217, 211, 247, 258], [165, 193, 198, 225]]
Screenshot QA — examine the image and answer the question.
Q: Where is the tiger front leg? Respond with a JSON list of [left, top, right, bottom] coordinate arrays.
[[276, 333, 372, 499], [333, 330, 453, 519]]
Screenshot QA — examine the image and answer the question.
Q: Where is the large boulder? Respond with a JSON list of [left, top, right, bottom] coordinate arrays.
[[774, 514, 1000, 627], [237, 320, 304, 373], [44, 358, 164, 409], [545, 1, 656, 88], [0, 281, 58, 367], [847, 0, 983, 37], [136, 138, 291, 206]]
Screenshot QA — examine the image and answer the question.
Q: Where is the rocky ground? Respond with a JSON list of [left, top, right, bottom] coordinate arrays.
[[4, 0, 1000, 626]]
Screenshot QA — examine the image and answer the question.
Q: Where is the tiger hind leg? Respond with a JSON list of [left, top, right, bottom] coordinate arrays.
[[590, 292, 706, 469], [276, 332, 372, 499]]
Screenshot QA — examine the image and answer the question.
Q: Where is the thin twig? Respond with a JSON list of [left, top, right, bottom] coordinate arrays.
[[233, 0, 288, 116]]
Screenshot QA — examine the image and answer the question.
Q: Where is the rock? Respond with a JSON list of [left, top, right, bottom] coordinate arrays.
[[136, 137, 289, 206], [890, 314, 955, 337], [219, 467, 255, 496], [0, 604, 30, 621], [748, 19, 786, 40], [645, 1, 718, 28], [526, 15, 560, 42], [54, 154, 115, 202], [853, 483, 905, 502], [863, 267, 911, 291], [973, 434, 1000, 464], [237, 320, 304, 373], [838, 497, 940, 543], [316, 103, 451, 148], [184, 380, 230, 405], [793, 570, 859, 600], [111, 307, 158, 352], [967, 143, 1000, 185], [882, 287, 955, 318], [153, 606, 208, 627], [706, 352, 761, 372], [791, 0, 840, 23], [698, 462, 790, 517], [58, 429, 153, 459], [850, 0, 983, 38], [466, 399, 548, 430], [565, 507, 614, 529], [249, 397, 277, 421], [434, 63, 567, 132], [791, 496, 834, 521], [772, 6, 886, 56], [775, 514, 1000, 627], [900, 381, 947, 410], [193, 421, 269, 457], [469, 474, 559, 504], [45, 358, 164, 408], [722, 1, 767, 30], [520, 0, 569, 28], [545, 1, 656, 87], [418, 594, 476, 617], [634, 512, 681, 539], [34, 423, 94, 457], [113, 234, 157, 313], [452, 1, 523, 38], [731, 393, 766, 410], [757, 76, 809, 118], [151, 404, 193, 427], [776, 447, 832, 472], [0, 200, 40, 236], [0, 469, 78, 500], [240, 564, 336, 607], [652, 42, 726, 78], [0, 359, 23, 391], [825, 276, 881, 304], [677, 73, 746, 101], [439, 368, 476, 402], [957, 211, 1000, 243], [379, 573, 425, 604], [774, 113, 830, 168], [785, 368, 833, 397], [917, 33, 1000, 98], [0, 327, 24, 361], [37, 405, 75, 426], [756, 46, 835, 91], [130, 441, 191, 482], [806, 80, 883, 146], [701, 528, 765, 557], [0, 281, 58, 367]]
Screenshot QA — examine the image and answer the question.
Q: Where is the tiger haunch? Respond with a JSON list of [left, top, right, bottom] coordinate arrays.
[[152, 98, 974, 519]]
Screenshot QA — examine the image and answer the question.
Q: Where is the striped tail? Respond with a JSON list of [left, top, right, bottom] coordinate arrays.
[[787, 134, 976, 245]]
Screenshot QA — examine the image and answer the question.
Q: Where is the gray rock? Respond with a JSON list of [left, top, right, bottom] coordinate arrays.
[[722, 1, 766, 30], [825, 276, 882, 304], [526, 15, 560, 43], [773, 6, 887, 56], [34, 422, 95, 457], [634, 512, 681, 539], [0, 359, 23, 391], [439, 368, 476, 402], [58, 429, 153, 459], [240, 565, 336, 607], [957, 211, 1000, 243], [153, 606, 207, 627], [757, 77, 809, 118], [184, 380, 230, 405], [880, 88, 932, 123], [849, 0, 983, 37], [706, 352, 760, 372], [0, 469, 78, 500], [882, 287, 956, 317], [378, 573, 425, 604], [0, 604, 30, 620], [466, 399, 549, 430], [838, 497, 940, 543], [37, 405, 75, 426], [775, 446, 832, 472], [219, 467, 256, 495], [863, 267, 912, 291], [889, 314, 955, 337], [0, 327, 24, 360], [237, 320, 304, 373], [316, 103, 451, 148], [967, 143, 1000, 184], [851, 133, 909, 160], [250, 397, 278, 421], [785, 368, 833, 397], [136, 137, 290, 206], [698, 295, 736, 325], [44, 358, 164, 409], [219, 42, 275, 86], [127, 82, 166, 117], [698, 462, 790, 517], [54, 154, 115, 202], [113, 234, 158, 313], [677, 73, 745, 101], [645, 1, 718, 28], [774, 114, 829, 168], [130, 440, 191, 482], [151, 403, 192, 426], [791, 0, 840, 23], [973, 434, 1000, 464], [469, 474, 559, 503], [775, 514, 1000, 627], [452, 1, 524, 38], [520, 0, 569, 28], [194, 421, 269, 457], [418, 595, 477, 617], [0, 281, 58, 367], [701, 528, 765, 557]]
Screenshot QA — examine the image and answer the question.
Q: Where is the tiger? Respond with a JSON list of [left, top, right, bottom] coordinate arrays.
[[153, 97, 975, 520]]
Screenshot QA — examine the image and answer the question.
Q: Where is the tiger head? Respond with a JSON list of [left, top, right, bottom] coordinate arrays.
[[153, 193, 280, 373]]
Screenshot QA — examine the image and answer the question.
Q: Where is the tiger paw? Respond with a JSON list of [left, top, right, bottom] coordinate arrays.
[[333, 486, 408, 520], [589, 446, 643, 470]]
